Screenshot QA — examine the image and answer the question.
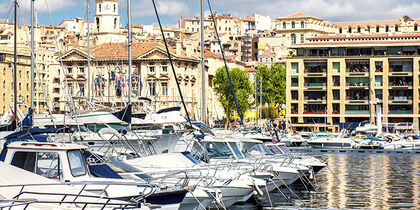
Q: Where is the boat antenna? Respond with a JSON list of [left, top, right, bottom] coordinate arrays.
[[13, 0, 18, 129], [206, 0, 244, 126], [151, 0, 192, 127]]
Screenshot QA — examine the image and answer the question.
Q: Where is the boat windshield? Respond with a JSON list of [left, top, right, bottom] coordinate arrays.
[[260, 144, 275, 155], [243, 143, 274, 156], [229, 142, 244, 159], [205, 142, 234, 159], [86, 124, 131, 133], [240, 142, 257, 152], [68, 150, 87, 177], [266, 145, 282, 154]]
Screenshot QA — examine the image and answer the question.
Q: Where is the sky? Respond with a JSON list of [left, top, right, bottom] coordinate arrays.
[[1, 0, 420, 27]]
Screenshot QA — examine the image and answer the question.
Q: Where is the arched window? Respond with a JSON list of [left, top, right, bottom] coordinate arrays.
[[415, 24, 418, 31], [114, 18, 117, 29], [291, 34, 296, 44], [283, 22, 286, 29], [113, 4, 116, 12], [385, 25, 389, 32], [301, 21, 304, 28], [99, 4, 101, 12], [357, 26, 361, 33], [291, 21, 295, 29], [395, 24, 398, 32], [348, 26, 352, 33], [376, 25, 380, 33], [339, 27, 342, 33]]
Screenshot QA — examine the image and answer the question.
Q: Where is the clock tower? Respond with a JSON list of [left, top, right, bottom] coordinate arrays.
[[94, 0, 126, 44]]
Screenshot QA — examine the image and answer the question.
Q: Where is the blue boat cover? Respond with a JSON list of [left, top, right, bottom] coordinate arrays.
[[366, 135, 386, 142], [5, 128, 63, 139], [193, 134, 206, 140], [18, 108, 33, 127], [88, 164, 123, 179], [83, 150, 123, 179]]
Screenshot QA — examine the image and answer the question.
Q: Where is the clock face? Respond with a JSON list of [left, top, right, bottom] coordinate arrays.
[[104, 4, 110, 10]]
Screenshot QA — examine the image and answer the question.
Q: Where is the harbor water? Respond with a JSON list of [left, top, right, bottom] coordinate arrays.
[[232, 153, 420, 209]]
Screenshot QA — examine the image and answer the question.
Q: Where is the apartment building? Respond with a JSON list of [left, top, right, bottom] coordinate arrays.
[[0, 48, 32, 114], [285, 33, 420, 130], [275, 13, 420, 59]]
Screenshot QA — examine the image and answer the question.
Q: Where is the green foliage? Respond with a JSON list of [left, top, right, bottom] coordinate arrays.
[[255, 64, 286, 108], [257, 103, 280, 119], [213, 67, 253, 122]]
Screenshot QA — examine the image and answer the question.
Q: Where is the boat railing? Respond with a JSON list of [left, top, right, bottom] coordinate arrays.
[[0, 198, 37, 209], [0, 181, 155, 208]]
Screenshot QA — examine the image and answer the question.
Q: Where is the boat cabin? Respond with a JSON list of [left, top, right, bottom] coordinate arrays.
[[1, 142, 91, 182]]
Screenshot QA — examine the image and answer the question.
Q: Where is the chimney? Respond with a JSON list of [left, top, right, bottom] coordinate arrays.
[[176, 41, 182, 56]]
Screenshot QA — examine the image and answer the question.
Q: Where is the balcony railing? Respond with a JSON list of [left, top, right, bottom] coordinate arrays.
[[291, 83, 298, 87], [346, 96, 368, 100], [304, 68, 327, 74], [347, 82, 369, 87], [389, 67, 413, 73], [346, 66, 369, 73], [304, 96, 326, 100], [303, 111, 327, 114], [345, 110, 369, 114], [389, 96, 412, 100], [389, 81, 412, 87], [305, 83, 326, 87], [389, 110, 413, 114]]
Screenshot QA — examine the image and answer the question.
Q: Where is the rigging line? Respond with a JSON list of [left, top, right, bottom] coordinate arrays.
[[43, 0, 77, 115], [2, 0, 14, 20], [18, 6, 55, 120], [151, 0, 193, 127], [206, 0, 244, 126]]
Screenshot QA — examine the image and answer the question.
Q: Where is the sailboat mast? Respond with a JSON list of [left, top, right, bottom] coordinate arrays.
[[200, 0, 205, 124], [13, 0, 18, 128], [87, 0, 91, 109], [128, 0, 132, 105], [30, 0, 35, 116], [127, 0, 132, 128]]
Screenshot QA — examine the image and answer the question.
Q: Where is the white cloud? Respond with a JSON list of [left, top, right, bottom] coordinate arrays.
[[200, 0, 420, 22], [131, 0, 192, 20], [17, 0, 77, 14]]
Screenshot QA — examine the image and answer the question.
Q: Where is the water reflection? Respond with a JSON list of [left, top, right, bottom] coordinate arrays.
[[232, 154, 420, 209], [312, 154, 419, 209]]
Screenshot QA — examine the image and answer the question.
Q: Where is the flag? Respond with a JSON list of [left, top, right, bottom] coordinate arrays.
[[110, 71, 116, 80]]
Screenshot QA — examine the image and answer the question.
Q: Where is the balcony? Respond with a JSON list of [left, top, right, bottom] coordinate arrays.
[[306, 83, 325, 87], [389, 110, 413, 114], [389, 81, 412, 88], [303, 110, 327, 114], [347, 82, 369, 88], [389, 96, 412, 101], [345, 110, 369, 114], [346, 96, 368, 101], [291, 83, 298, 87]]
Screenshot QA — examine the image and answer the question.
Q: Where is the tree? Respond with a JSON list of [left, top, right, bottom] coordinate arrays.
[[255, 64, 286, 109], [213, 67, 253, 122]]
